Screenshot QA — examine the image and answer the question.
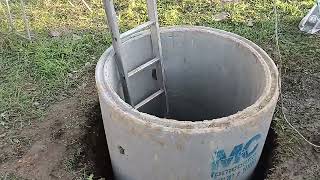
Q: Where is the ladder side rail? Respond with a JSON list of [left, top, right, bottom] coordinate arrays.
[[146, 0, 170, 116], [103, 0, 133, 105]]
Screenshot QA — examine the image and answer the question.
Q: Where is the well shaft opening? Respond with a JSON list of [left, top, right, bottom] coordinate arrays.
[[106, 30, 267, 121]]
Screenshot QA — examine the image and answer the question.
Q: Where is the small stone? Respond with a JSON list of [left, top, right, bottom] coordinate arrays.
[[33, 101, 40, 106], [84, 62, 91, 68], [72, 34, 82, 40], [0, 133, 6, 138], [247, 19, 254, 27], [0, 112, 7, 120], [214, 12, 230, 21], [49, 30, 61, 37], [67, 73, 73, 78], [313, 72, 320, 78], [79, 83, 87, 89], [13, 138, 20, 144]]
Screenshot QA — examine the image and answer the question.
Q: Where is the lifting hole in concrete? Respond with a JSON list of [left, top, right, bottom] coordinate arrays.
[[118, 146, 125, 155], [151, 68, 157, 80]]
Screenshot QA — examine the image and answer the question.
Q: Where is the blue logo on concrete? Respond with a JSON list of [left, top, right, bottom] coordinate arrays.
[[211, 134, 261, 179]]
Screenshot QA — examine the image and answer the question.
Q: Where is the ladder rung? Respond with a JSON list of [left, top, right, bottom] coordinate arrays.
[[134, 89, 164, 109], [128, 57, 160, 77], [120, 21, 154, 40]]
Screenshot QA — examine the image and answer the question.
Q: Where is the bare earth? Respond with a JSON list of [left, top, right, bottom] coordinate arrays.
[[0, 72, 112, 179], [267, 72, 320, 180]]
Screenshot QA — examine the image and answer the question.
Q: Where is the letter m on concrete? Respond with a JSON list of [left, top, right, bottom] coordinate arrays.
[[211, 144, 243, 171]]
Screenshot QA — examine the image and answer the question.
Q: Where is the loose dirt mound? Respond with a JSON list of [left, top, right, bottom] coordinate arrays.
[[0, 74, 112, 179]]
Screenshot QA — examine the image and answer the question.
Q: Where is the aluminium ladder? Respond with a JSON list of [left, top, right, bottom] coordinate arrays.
[[103, 0, 169, 115]]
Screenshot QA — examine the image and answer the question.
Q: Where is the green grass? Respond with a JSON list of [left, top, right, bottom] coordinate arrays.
[[0, 173, 25, 180], [0, 0, 319, 178]]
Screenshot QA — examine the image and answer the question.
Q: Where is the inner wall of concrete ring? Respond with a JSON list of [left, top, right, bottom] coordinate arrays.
[[95, 26, 279, 180]]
